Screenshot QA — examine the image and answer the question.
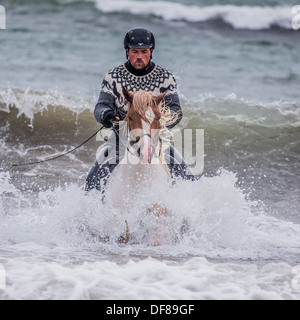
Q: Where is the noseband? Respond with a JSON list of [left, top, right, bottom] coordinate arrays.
[[127, 119, 161, 160], [129, 133, 152, 146]]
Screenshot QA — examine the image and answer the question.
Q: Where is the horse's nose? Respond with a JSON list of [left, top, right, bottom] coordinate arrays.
[[140, 141, 152, 164]]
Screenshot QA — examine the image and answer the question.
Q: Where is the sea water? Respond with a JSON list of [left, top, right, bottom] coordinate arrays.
[[0, 0, 299, 300]]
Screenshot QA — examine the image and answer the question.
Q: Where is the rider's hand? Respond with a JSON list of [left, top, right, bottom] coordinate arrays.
[[102, 110, 119, 128]]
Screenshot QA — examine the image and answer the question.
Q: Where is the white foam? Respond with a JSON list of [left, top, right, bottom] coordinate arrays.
[[0, 255, 299, 300], [1, 167, 300, 300], [93, 0, 293, 30], [0, 169, 299, 259]]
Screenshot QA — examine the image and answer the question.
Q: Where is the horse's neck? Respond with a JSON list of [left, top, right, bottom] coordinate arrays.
[[119, 148, 166, 179], [107, 149, 169, 208]]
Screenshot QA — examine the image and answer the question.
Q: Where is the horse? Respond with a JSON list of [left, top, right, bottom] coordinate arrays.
[[105, 88, 174, 245]]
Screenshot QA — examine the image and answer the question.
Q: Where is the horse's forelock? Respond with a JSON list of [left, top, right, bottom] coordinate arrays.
[[131, 91, 160, 123]]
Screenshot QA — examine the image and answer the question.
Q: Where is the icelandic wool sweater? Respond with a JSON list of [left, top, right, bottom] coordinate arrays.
[[94, 61, 182, 129]]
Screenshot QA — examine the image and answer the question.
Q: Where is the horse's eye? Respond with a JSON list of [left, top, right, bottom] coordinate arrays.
[[129, 136, 140, 146]]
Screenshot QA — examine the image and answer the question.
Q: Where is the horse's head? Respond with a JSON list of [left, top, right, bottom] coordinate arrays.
[[122, 88, 167, 164]]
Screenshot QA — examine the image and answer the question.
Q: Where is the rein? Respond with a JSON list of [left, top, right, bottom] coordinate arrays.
[[12, 127, 105, 167]]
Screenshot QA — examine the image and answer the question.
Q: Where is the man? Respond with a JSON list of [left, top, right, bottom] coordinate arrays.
[[86, 28, 193, 193]]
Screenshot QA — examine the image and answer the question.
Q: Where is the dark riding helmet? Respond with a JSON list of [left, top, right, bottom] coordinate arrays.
[[124, 28, 155, 58]]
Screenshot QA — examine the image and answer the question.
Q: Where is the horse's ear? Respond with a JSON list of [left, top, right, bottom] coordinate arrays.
[[122, 87, 133, 104], [156, 91, 167, 105]]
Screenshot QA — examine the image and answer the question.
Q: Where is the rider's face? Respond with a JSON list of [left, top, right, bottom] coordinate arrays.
[[127, 48, 152, 70]]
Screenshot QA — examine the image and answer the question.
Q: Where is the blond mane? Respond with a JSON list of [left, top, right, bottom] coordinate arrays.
[[124, 90, 180, 127], [131, 91, 158, 123]]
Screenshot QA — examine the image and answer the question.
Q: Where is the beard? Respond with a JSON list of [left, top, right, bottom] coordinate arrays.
[[131, 59, 149, 70]]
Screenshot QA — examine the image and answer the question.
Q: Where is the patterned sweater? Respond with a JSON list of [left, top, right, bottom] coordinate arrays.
[[94, 61, 182, 129]]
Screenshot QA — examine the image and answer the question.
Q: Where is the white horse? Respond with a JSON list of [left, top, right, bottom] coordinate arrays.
[[106, 88, 175, 245]]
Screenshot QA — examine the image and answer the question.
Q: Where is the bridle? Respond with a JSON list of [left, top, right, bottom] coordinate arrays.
[[127, 118, 161, 160], [112, 118, 169, 177]]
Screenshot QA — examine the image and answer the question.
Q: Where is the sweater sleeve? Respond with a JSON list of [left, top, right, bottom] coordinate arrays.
[[94, 73, 116, 125], [165, 92, 183, 129], [163, 74, 183, 129]]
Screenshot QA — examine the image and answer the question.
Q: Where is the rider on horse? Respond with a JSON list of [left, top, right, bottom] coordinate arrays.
[[86, 28, 194, 193]]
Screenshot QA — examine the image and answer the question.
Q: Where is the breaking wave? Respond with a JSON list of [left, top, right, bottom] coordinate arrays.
[[1, 87, 299, 132], [0, 86, 299, 221], [93, 0, 294, 30], [1, 86, 299, 300]]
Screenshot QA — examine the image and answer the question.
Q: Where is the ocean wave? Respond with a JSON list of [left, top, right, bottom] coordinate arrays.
[[1, 87, 299, 130], [1, 86, 299, 163], [1, 252, 299, 300], [92, 0, 293, 30], [1, 161, 299, 299], [1, 168, 299, 258], [0, 87, 94, 127], [1, 87, 299, 181], [1, 87, 299, 230], [182, 93, 300, 129], [0, 168, 299, 263]]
